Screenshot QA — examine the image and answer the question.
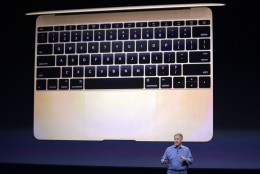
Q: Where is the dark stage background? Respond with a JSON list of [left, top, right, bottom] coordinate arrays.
[[1, 0, 260, 173]]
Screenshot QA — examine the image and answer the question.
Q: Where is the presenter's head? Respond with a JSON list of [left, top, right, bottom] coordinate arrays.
[[174, 133, 183, 147]]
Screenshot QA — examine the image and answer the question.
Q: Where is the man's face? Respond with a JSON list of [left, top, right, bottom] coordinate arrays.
[[174, 135, 182, 147]]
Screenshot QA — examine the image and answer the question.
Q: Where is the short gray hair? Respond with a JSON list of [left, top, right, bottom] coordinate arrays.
[[174, 133, 183, 140]]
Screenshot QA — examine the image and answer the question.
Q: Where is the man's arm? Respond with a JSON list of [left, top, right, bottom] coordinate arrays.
[[181, 148, 193, 165]]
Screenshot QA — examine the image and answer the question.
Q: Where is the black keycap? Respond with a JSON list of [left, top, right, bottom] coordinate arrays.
[[37, 33, 47, 43], [199, 20, 210, 25], [186, 39, 197, 50], [60, 32, 70, 42], [199, 77, 211, 88], [186, 20, 197, 26], [85, 66, 95, 77], [62, 67, 72, 78], [83, 31, 93, 41], [85, 78, 143, 89], [164, 52, 175, 63], [173, 40, 185, 50], [112, 42, 123, 52], [37, 67, 60, 78], [161, 40, 172, 51], [151, 52, 162, 63], [177, 52, 188, 63], [103, 54, 113, 65], [127, 53, 138, 64], [155, 28, 166, 38], [189, 51, 210, 62], [148, 40, 159, 51], [186, 77, 198, 88], [71, 31, 82, 42], [112, 23, 123, 28], [79, 54, 90, 65], [97, 66, 107, 77], [73, 67, 84, 77], [193, 27, 210, 37], [36, 79, 46, 90], [173, 21, 184, 26], [139, 53, 150, 64], [180, 27, 191, 38], [115, 53, 125, 64], [65, 43, 75, 54], [145, 65, 156, 76], [124, 41, 135, 52], [170, 64, 182, 76], [77, 43, 87, 53], [183, 64, 210, 75], [130, 29, 141, 39], [100, 42, 111, 53], [54, 44, 64, 54], [37, 56, 55, 66], [199, 39, 210, 50], [136, 41, 147, 51], [109, 66, 119, 77], [59, 79, 69, 90], [158, 65, 169, 76], [48, 32, 58, 43], [167, 27, 178, 38], [161, 77, 172, 88], [121, 66, 131, 76], [37, 44, 52, 55], [56, 55, 67, 66], [106, 30, 117, 40], [38, 26, 53, 32], [145, 78, 159, 88], [173, 77, 184, 88], [68, 55, 78, 65], [48, 79, 58, 90], [70, 79, 84, 89], [133, 65, 144, 76]]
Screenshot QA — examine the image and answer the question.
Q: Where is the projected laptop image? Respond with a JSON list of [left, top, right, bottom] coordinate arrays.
[[27, 3, 224, 141]]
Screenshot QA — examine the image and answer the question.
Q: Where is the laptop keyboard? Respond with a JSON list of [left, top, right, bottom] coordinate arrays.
[[36, 20, 211, 90]]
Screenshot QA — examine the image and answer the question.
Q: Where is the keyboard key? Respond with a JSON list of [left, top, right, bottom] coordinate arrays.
[[164, 52, 175, 63], [183, 64, 210, 75], [136, 41, 147, 51], [37, 33, 47, 43], [161, 77, 172, 88], [186, 77, 198, 88], [37, 44, 52, 55], [199, 39, 210, 50], [48, 79, 58, 90], [62, 67, 72, 77], [193, 26, 210, 37], [59, 79, 69, 90], [109, 66, 120, 77], [189, 51, 210, 62], [145, 78, 159, 88], [85, 78, 143, 89], [133, 65, 144, 76], [199, 77, 211, 88], [199, 20, 210, 25], [36, 79, 46, 90], [121, 66, 131, 76], [158, 65, 169, 76], [173, 40, 185, 50], [97, 66, 107, 77], [70, 79, 84, 89], [180, 27, 191, 38], [37, 67, 60, 78], [37, 56, 55, 66], [173, 77, 185, 88], [186, 39, 197, 50]]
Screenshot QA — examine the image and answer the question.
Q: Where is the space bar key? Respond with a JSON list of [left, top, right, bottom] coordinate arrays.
[[85, 78, 144, 89]]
